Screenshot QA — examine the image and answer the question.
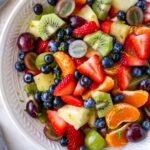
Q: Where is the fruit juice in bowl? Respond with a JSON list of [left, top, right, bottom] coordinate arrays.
[[14, 0, 150, 149]]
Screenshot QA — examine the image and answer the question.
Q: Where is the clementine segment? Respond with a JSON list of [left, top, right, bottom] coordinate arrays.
[[122, 90, 149, 108], [131, 26, 150, 35], [106, 103, 140, 129]]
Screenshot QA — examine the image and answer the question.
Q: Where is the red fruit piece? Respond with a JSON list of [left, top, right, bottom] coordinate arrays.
[[118, 65, 132, 90], [108, 7, 117, 18], [54, 74, 76, 96], [47, 110, 67, 137], [73, 21, 99, 37], [61, 95, 83, 107], [67, 125, 84, 150], [25, 69, 40, 76], [36, 38, 49, 54], [73, 80, 86, 96], [145, 1, 150, 13], [100, 21, 113, 34], [89, 81, 99, 90], [73, 56, 88, 67], [131, 33, 150, 59], [77, 55, 105, 83]]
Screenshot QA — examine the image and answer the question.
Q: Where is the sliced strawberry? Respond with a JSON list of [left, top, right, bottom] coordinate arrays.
[[100, 21, 113, 34], [73, 21, 99, 37], [73, 80, 86, 96], [131, 33, 150, 59], [89, 81, 99, 90], [67, 125, 84, 150], [77, 55, 105, 83], [145, 1, 150, 13], [36, 38, 49, 54], [73, 56, 88, 67], [117, 65, 132, 90], [108, 7, 117, 18], [54, 74, 76, 96], [144, 13, 150, 22], [61, 95, 83, 107], [25, 69, 40, 76], [47, 110, 67, 137]]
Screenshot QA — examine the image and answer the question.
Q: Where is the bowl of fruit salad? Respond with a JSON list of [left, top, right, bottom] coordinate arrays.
[[1, 0, 150, 149]]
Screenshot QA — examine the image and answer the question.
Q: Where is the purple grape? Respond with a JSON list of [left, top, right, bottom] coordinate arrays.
[[98, 127, 107, 138], [126, 123, 147, 142], [17, 32, 35, 52], [26, 100, 38, 118], [139, 79, 150, 92], [70, 16, 87, 28]]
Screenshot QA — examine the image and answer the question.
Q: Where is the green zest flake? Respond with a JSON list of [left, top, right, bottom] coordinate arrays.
[[116, 131, 121, 140], [20, 99, 25, 103]]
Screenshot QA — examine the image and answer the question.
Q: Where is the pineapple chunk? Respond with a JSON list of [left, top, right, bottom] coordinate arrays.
[[110, 22, 130, 43], [58, 105, 90, 130], [34, 73, 54, 92], [77, 5, 100, 27], [29, 20, 40, 37]]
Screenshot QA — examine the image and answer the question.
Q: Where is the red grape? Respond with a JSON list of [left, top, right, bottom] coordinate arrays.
[[70, 16, 87, 28]]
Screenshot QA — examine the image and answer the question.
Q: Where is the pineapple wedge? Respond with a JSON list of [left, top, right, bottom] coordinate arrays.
[[58, 105, 90, 130]]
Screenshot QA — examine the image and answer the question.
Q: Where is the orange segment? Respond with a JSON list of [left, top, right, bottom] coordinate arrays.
[[106, 123, 130, 147], [54, 52, 76, 77], [122, 90, 149, 108], [131, 26, 150, 35], [106, 103, 140, 129]]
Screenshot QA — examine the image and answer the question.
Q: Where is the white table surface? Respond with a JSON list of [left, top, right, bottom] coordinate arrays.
[[0, 0, 37, 149]]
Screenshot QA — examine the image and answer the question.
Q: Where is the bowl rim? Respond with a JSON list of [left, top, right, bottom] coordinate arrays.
[[0, 1, 46, 150]]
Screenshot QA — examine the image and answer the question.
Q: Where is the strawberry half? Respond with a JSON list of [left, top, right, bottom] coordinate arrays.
[[145, 1, 150, 13], [108, 7, 117, 18], [89, 81, 99, 90], [54, 74, 76, 96], [47, 110, 67, 137], [117, 65, 132, 90], [131, 33, 150, 59], [77, 55, 105, 83], [73, 57, 88, 67], [73, 80, 86, 96], [61, 95, 83, 107], [67, 125, 84, 150], [100, 21, 113, 34], [73, 21, 99, 37]]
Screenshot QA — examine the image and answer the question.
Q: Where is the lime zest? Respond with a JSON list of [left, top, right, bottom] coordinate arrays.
[[116, 130, 121, 140]]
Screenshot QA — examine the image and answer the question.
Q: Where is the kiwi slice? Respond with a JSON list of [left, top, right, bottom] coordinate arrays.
[[126, 6, 144, 26], [55, 0, 75, 18], [93, 34, 113, 57], [92, 0, 111, 20], [38, 14, 65, 40], [92, 91, 113, 118]]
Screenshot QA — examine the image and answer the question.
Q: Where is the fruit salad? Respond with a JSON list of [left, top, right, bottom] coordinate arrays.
[[15, 0, 150, 149]]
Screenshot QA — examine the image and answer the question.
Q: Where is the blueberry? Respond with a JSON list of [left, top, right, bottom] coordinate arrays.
[[60, 136, 68, 146], [95, 118, 106, 129], [53, 67, 61, 77], [44, 54, 54, 64], [48, 40, 60, 52], [87, 0, 95, 5], [53, 97, 64, 108], [136, 0, 147, 11], [74, 70, 82, 80], [34, 92, 42, 103], [84, 98, 95, 108], [113, 93, 124, 103], [56, 29, 65, 40], [41, 64, 52, 74], [18, 52, 26, 60], [112, 53, 120, 62], [101, 56, 114, 68], [33, 4, 43, 15], [49, 84, 56, 94], [15, 61, 25, 72], [111, 35, 117, 44], [64, 26, 73, 36], [58, 41, 69, 52], [117, 11, 126, 21], [43, 101, 53, 109], [146, 67, 150, 76], [80, 76, 91, 88], [79, 145, 87, 150], [113, 42, 123, 53], [41, 91, 53, 102], [142, 120, 150, 130], [132, 67, 142, 77], [54, 78, 61, 86], [139, 79, 150, 92], [47, 0, 57, 6], [23, 73, 33, 84]]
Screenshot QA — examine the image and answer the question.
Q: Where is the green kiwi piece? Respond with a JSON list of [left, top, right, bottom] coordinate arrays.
[[38, 14, 66, 40], [92, 0, 111, 20], [92, 91, 113, 118], [126, 6, 144, 26], [55, 0, 75, 18], [24, 82, 38, 95], [93, 34, 113, 57]]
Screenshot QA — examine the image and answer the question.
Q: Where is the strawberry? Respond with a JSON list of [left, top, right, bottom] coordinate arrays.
[[117, 65, 132, 90], [54, 74, 76, 96], [77, 55, 105, 83], [144, 13, 150, 22], [73, 21, 99, 37], [108, 7, 117, 18], [36, 38, 49, 54], [145, 1, 150, 13], [25, 69, 40, 76], [73, 57, 88, 67], [131, 33, 150, 59], [67, 125, 84, 150], [47, 110, 67, 136], [61, 95, 83, 107], [73, 80, 86, 96], [100, 21, 113, 34], [89, 81, 99, 90]]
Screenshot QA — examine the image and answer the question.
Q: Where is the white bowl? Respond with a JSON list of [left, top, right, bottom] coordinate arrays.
[[0, 0, 150, 150]]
